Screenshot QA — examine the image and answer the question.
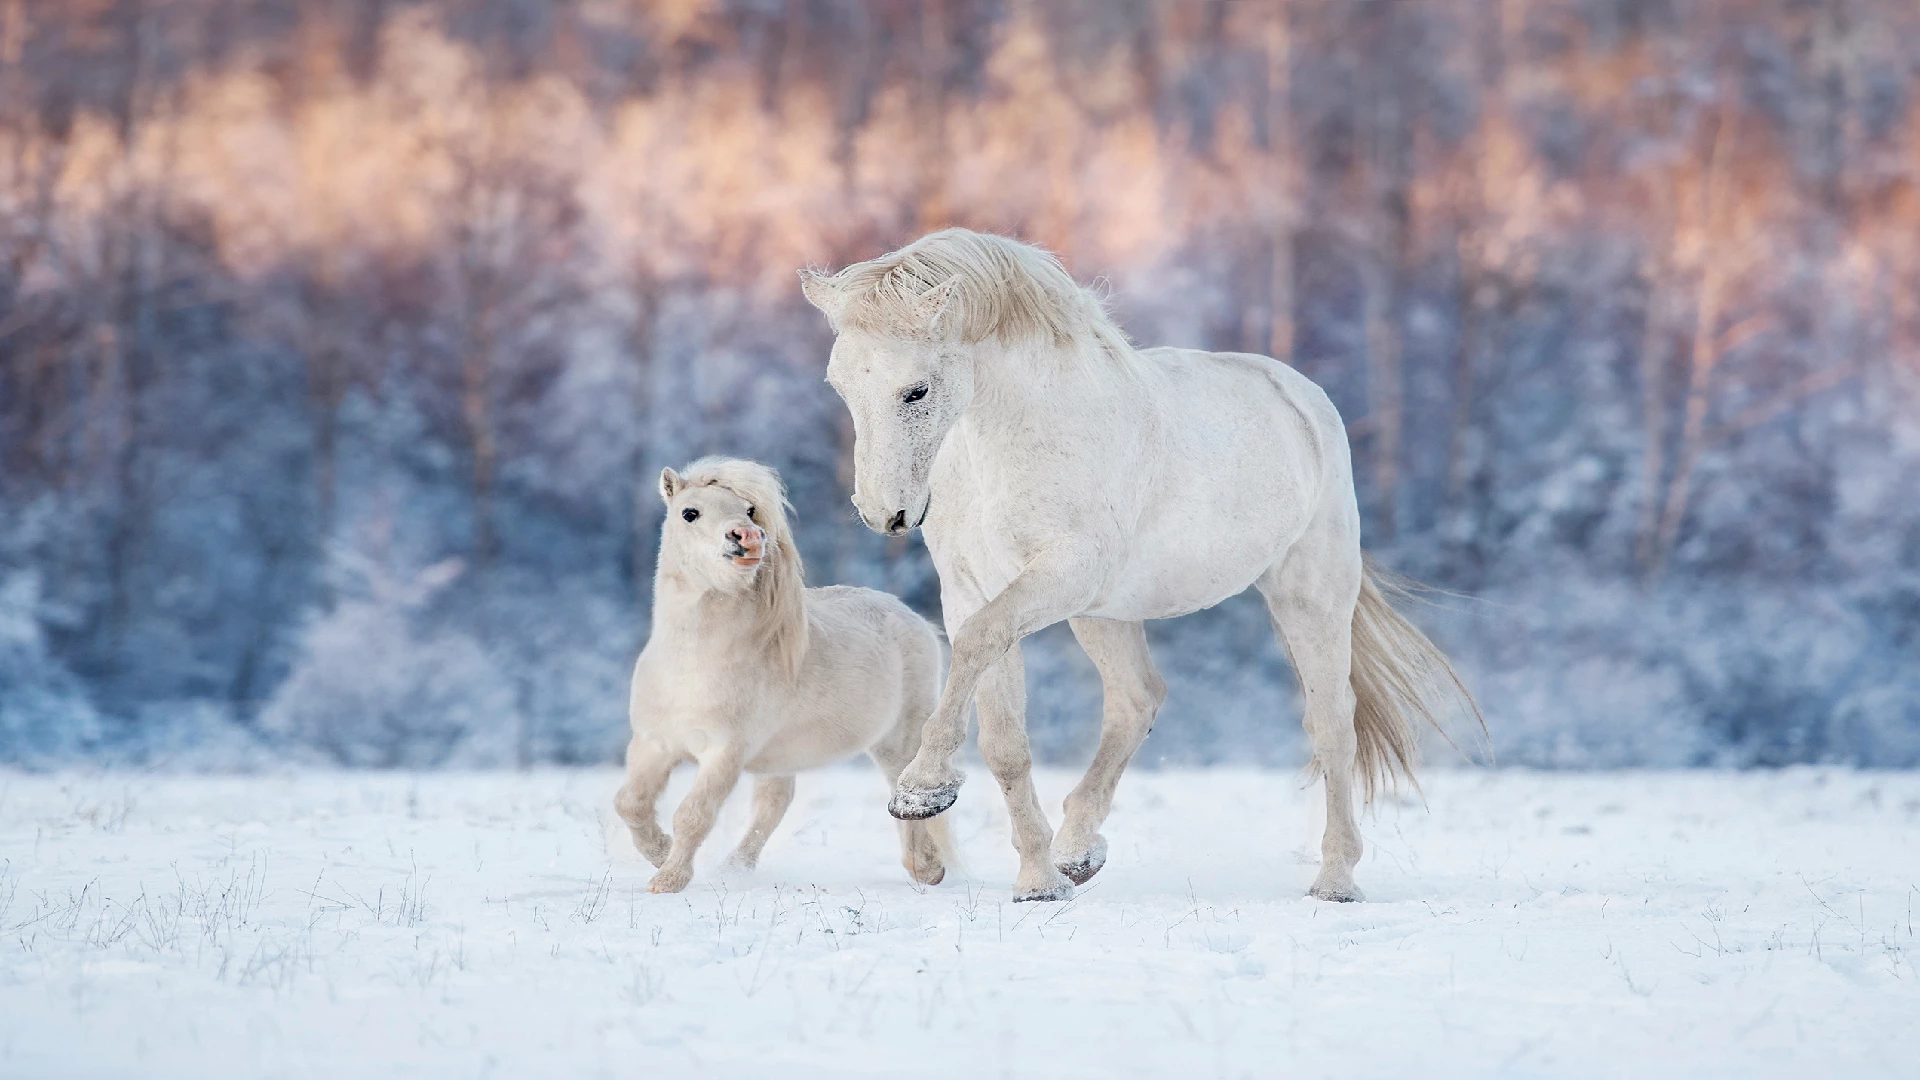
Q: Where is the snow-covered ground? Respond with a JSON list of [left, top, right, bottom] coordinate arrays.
[[0, 766, 1915, 1078]]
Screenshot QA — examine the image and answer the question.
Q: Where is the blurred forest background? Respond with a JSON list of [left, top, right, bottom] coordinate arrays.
[[2, 0, 1918, 770]]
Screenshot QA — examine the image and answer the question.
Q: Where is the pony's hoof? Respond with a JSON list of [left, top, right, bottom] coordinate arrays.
[[1052, 835, 1108, 885], [908, 862, 946, 886], [889, 780, 961, 820], [647, 867, 691, 894], [1307, 881, 1365, 903], [631, 831, 670, 867]]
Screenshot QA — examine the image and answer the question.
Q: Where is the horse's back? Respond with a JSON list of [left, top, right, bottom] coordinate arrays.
[[1076, 346, 1353, 620], [1137, 346, 1345, 462]]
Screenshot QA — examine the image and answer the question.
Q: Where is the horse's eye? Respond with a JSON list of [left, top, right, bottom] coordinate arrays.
[[902, 384, 929, 404], [681, 508, 700, 523], [745, 506, 756, 520]]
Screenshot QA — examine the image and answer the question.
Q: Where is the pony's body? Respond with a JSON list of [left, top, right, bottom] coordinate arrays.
[[616, 458, 948, 894], [802, 229, 1477, 903]]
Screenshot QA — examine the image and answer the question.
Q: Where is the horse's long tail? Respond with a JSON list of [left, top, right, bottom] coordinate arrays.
[[1342, 556, 1486, 804]]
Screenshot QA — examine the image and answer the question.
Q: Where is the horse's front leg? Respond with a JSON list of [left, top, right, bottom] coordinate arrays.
[[892, 542, 1103, 819], [649, 742, 747, 894], [892, 543, 1100, 900], [973, 651, 1074, 901], [1053, 618, 1165, 885]]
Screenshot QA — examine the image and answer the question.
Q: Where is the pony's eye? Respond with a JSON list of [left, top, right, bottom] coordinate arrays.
[[745, 506, 756, 520], [902, 384, 929, 404], [681, 508, 700, 523]]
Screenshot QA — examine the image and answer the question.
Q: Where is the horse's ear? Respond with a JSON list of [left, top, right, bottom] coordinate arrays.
[[659, 467, 682, 503], [914, 276, 961, 337], [798, 268, 848, 326]]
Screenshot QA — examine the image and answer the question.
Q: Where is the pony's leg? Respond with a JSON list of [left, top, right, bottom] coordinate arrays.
[[1257, 544, 1367, 902], [892, 542, 1101, 821], [727, 775, 795, 871], [1053, 618, 1166, 885], [971, 651, 1074, 901], [868, 736, 947, 886], [648, 744, 747, 894], [614, 736, 681, 866]]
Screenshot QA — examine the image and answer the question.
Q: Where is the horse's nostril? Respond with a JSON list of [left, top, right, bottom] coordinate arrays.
[[886, 509, 907, 533]]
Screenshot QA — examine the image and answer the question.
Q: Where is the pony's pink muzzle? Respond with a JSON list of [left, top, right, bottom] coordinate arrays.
[[725, 525, 766, 567]]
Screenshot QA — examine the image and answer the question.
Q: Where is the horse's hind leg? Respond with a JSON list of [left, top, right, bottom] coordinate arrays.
[[728, 775, 795, 871], [1053, 619, 1165, 885], [615, 736, 681, 866], [1256, 530, 1366, 902], [870, 728, 947, 886]]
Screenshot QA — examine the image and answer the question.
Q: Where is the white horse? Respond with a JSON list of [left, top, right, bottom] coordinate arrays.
[[615, 457, 951, 894], [800, 228, 1479, 902]]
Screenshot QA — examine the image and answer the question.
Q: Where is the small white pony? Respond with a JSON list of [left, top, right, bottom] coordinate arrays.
[[801, 228, 1481, 903], [615, 457, 950, 894]]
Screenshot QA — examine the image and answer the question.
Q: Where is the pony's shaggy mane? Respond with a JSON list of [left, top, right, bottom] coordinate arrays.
[[812, 228, 1141, 368], [677, 456, 809, 678]]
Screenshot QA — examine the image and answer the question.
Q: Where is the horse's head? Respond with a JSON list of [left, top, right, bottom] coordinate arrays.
[[657, 460, 781, 595], [802, 229, 1123, 536], [811, 318, 972, 537], [800, 256, 974, 537]]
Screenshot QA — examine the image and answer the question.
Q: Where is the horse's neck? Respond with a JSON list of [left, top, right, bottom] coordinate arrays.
[[962, 337, 1154, 452]]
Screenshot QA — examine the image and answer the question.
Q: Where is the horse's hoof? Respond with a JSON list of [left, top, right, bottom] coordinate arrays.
[[1307, 882, 1365, 903], [1012, 879, 1075, 903], [889, 780, 961, 820], [908, 862, 946, 886], [1053, 835, 1108, 885]]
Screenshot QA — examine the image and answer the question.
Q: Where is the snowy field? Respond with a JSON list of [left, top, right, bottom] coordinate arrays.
[[0, 767, 1915, 1078]]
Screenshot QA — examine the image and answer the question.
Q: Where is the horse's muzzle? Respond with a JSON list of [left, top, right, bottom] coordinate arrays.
[[879, 496, 929, 536]]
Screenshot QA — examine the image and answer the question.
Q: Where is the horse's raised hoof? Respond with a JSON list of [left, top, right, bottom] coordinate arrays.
[[888, 780, 961, 820], [1307, 882, 1365, 903], [1052, 835, 1108, 885]]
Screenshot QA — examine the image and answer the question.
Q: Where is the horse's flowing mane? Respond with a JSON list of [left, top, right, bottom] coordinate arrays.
[[677, 456, 808, 678], [812, 228, 1142, 368]]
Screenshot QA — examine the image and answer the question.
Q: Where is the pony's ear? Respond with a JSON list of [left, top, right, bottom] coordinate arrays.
[[914, 276, 961, 337], [659, 467, 682, 503], [798, 268, 848, 326]]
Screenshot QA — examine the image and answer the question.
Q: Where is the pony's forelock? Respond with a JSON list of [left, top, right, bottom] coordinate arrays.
[[678, 457, 795, 545]]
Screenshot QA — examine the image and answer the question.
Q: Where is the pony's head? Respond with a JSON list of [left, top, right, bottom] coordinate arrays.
[[799, 228, 1130, 535], [657, 457, 807, 671]]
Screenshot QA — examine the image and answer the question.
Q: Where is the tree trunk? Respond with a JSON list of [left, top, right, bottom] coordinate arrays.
[[462, 324, 498, 567], [1265, 0, 1296, 364], [630, 267, 660, 604], [914, 0, 949, 233], [1633, 252, 1670, 575], [1645, 94, 1739, 582], [1363, 11, 1411, 542]]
